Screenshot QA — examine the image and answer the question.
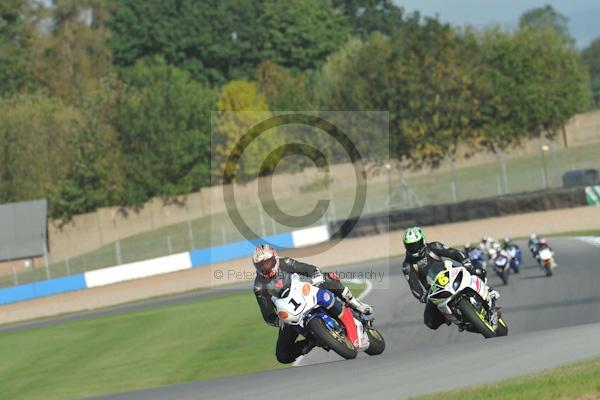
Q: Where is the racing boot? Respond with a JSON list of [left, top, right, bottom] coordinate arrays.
[[300, 339, 316, 355], [341, 287, 373, 315]]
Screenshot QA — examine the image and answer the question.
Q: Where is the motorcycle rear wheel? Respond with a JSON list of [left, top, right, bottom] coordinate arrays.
[[457, 298, 496, 339], [308, 318, 357, 360]]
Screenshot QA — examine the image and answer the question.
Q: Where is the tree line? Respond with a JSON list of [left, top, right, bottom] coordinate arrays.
[[0, 0, 596, 219]]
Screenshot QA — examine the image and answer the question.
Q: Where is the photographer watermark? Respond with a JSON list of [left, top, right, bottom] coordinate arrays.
[[212, 267, 387, 285], [209, 111, 391, 289]]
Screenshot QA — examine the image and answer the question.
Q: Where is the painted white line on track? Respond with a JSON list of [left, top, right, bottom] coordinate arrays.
[[576, 236, 600, 248], [293, 278, 373, 367]]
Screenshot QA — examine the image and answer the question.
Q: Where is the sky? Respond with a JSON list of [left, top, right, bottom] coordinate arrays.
[[396, 0, 600, 48]]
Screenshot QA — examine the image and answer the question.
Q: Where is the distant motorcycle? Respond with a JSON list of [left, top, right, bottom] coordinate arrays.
[[492, 252, 511, 285], [272, 273, 385, 360], [467, 247, 487, 271], [537, 246, 556, 277], [427, 260, 508, 338], [504, 244, 522, 274]]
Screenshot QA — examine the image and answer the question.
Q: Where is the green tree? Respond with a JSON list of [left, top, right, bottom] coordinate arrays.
[[108, 0, 264, 84], [215, 80, 283, 181], [51, 76, 126, 219], [478, 27, 590, 151], [112, 57, 215, 206], [319, 33, 391, 112], [260, 0, 350, 71], [333, 0, 407, 37], [519, 4, 574, 46], [581, 36, 600, 107], [316, 33, 393, 162], [256, 61, 316, 110], [0, 94, 83, 204], [29, 0, 111, 102], [391, 25, 484, 165], [0, 0, 32, 95]]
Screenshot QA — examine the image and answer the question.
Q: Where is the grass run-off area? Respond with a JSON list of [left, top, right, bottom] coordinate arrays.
[[0, 282, 364, 400], [415, 357, 600, 400]]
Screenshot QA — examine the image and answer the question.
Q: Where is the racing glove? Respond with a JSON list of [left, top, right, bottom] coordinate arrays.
[[312, 271, 324, 286], [462, 259, 473, 270]]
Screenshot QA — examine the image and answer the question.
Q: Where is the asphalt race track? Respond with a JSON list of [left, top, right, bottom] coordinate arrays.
[[50, 238, 600, 399]]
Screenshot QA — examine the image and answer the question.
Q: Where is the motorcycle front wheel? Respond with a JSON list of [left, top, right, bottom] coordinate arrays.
[[497, 270, 508, 285], [457, 298, 496, 339], [308, 318, 357, 360], [495, 317, 508, 337], [364, 327, 385, 356]]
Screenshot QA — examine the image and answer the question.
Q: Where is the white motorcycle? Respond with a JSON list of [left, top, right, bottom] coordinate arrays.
[[537, 247, 557, 277], [272, 273, 385, 360], [427, 260, 508, 338], [491, 251, 511, 286]]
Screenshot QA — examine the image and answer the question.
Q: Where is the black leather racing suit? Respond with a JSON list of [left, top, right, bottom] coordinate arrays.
[[402, 241, 484, 330], [253, 257, 346, 364]]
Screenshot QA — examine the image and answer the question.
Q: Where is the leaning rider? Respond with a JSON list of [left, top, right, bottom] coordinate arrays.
[[252, 244, 373, 364], [528, 233, 540, 256], [402, 227, 497, 330]]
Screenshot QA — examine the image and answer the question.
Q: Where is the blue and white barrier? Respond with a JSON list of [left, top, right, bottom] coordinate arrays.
[[0, 225, 330, 305], [0, 274, 87, 305], [84, 253, 192, 288]]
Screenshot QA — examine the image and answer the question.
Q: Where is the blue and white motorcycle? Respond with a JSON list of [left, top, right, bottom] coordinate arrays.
[[467, 247, 487, 272], [491, 250, 511, 285], [504, 244, 522, 274], [272, 274, 385, 360]]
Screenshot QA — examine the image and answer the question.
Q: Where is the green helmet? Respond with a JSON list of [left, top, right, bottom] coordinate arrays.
[[403, 227, 426, 257]]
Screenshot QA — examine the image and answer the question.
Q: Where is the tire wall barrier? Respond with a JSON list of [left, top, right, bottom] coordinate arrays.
[[330, 187, 589, 239]]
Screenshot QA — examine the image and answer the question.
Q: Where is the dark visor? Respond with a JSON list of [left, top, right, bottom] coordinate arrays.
[[256, 258, 274, 272], [405, 239, 424, 255]]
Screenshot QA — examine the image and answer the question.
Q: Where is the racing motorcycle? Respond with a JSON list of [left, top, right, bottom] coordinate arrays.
[[272, 273, 385, 360], [467, 247, 487, 271], [504, 244, 522, 273], [427, 260, 508, 338], [492, 251, 511, 285], [537, 247, 556, 277]]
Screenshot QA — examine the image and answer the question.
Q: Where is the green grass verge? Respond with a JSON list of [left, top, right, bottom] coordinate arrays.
[[0, 282, 364, 399], [414, 357, 600, 400]]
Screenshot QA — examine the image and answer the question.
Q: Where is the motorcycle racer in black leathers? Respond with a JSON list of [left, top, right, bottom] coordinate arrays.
[[402, 227, 497, 330], [252, 244, 372, 364]]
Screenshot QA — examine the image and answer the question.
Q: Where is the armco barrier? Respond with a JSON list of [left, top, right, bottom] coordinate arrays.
[[330, 187, 589, 239], [0, 225, 330, 305]]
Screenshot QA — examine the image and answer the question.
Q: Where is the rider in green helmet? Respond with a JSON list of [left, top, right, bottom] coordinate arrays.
[[402, 226, 496, 330]]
